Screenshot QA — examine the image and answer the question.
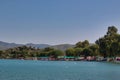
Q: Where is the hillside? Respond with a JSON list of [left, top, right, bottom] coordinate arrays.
[[0, 41, 22, 50], [0, 41, 74, 51]]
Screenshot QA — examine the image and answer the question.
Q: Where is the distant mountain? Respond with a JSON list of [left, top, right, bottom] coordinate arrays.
[[26, 43, 50, 49], [26, 43, 75, 51], [0, 41, 23, 50], [51, 44, 75, 51], [0, 41, 75, 51], [0, 41, 95, 51], [0, 41, 51, 50]]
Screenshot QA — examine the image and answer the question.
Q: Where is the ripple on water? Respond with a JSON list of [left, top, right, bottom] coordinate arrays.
[[0, 60, 120, 80]]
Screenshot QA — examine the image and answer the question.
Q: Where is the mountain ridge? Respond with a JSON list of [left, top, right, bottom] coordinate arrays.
[[0, 41, 74, 51]]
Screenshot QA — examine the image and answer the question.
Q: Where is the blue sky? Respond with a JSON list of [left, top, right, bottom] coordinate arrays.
[[0, 0, 120, 45]]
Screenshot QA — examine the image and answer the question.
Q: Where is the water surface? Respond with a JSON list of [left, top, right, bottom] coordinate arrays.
[[0, 60, 120, 80]]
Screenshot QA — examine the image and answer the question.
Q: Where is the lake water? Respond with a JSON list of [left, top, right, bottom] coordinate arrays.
[[0, 60, 120, 80]]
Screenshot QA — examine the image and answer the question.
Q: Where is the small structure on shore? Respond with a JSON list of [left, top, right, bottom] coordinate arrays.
[[64, 56, 75, 61], [38, 57, 49, 61], [116, 57, 120, 61]]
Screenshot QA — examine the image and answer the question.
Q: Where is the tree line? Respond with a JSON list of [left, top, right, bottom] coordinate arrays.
[[0, 26, 120, 59]]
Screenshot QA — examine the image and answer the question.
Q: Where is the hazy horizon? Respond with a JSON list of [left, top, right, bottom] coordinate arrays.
[[0, 0, 120, 45]]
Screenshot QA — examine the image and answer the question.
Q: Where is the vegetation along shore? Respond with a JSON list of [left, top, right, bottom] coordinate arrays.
[[0, 26, 120, 62]]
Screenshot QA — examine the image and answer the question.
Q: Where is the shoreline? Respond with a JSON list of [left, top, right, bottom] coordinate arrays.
[[0, 58, 120, 63]]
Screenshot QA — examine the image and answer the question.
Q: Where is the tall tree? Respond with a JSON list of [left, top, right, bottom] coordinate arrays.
[[107, 26, 118, 36], [89, 44, 99, 56], [96, 26, 119, 57], [75, 40, 89, 48], [83, 48, 92, 58], [65, 48, 75, 56], [74, 48, 83, 57]]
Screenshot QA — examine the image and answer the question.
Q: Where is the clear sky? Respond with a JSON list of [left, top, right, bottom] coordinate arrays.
[[0, 0, 120, 45]]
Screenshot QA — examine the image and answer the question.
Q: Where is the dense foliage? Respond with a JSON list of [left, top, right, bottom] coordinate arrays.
[[0, 46, 64, 59], [96, 26, 120, 57]]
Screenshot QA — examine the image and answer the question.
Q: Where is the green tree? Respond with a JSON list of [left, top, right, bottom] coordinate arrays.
[[74, 48, 83, 57], [75, 40, 89, 48], [96, 26, 119, 57], [0, 50, 4, 58], [65, 48, 75, 57], [107, 26, 118, 36], [44, 47, 54, 52], [48, 50, 64, 58], [83, 48, 92, 58], [89, 44, 99, 56]]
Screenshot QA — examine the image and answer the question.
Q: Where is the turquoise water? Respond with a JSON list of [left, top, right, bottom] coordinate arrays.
[[0, 60, 120, 80]]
